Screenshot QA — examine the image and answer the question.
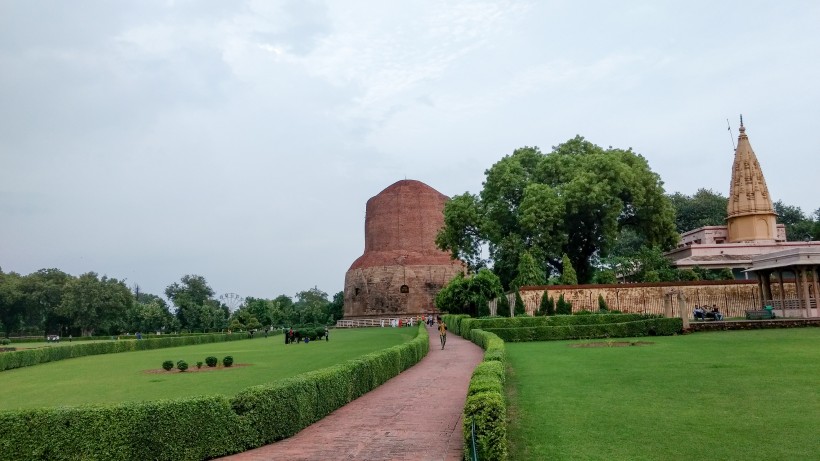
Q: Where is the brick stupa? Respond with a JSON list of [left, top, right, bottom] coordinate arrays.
[[344, 180, 464, 318]]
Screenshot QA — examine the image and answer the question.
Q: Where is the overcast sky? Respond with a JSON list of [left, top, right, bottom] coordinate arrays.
[[2, 1, 818, 302]]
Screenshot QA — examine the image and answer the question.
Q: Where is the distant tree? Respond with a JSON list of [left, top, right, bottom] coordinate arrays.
[[58, 273, 132, 336], [435, 269, 503, 317], [165, 275, 215, 330], [556, 294, 572, 315], [514, 291, 526, 316], [511, 250, 546, 290], [593, 270, 618, 284], [598, 294, 609, 312], [327, 291, 344, 323], [437, 138, 679, 287], [668, 189, 728, 233], [774, 200, 816, 241], [559, 254, 578, 285]]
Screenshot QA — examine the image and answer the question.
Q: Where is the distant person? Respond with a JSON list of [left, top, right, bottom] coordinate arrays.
[[438, 317, 447, 350], [325, 326, 329, 341], [712, 306, 723, 321], [693, 305, 705, 321]]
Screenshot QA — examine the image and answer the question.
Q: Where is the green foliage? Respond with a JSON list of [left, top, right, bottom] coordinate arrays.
[[718, 268, 735, 280], [162, 360, 174, 371], [598, 294, 609, 312], [668, 188, 728, 233], [463, 329, 508, 461], [510, 250, 546, 290], [513, 291, 526, 316], [435, 269, 502, 317], [437, 139, 679, 287], [538, 292, 554, 316], [205, 356, 218, 367], [496, 293, 510, 317], [459, 313, 660, 338], [678, 268, 700, 281], [176, 360, 189, 372], [440, 314, 472, 336], [559, 253, 578, 285], [196, 361, 203, 369], [593, 269, 618, 284], [222, 356, 234, 367], [0, 338, 10, 345], [485, 318, 683, 342], [556, 294, 572, 315]]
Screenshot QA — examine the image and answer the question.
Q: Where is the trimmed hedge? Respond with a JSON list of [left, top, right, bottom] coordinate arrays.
[[0, 324, 429, 461], [463, 329, 508, 461], [0, 333, 250, 372], [441, 314, 471, 336], [459, 313, 663, 338], [483, 318, 683, 342]]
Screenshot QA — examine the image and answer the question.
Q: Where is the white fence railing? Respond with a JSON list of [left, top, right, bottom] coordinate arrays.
[[335, 317, 422, 328]]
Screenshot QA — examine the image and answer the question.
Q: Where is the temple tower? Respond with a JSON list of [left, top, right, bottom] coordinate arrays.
[[343, 180, 464, 318], [726, 119, 778, 243]]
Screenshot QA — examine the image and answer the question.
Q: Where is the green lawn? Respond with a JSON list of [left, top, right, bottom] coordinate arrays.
[[0, 327, 415, 410], [506, 328, 820, 460]]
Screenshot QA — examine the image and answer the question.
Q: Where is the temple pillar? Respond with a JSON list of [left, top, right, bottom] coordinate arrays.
[[756, 272, 765, 307], [761, 271, 773, 304], [777, 270, 786, 311], [664, 294, 673, 318], [678, 294, 689, 330], [801, 268, 812, 317]]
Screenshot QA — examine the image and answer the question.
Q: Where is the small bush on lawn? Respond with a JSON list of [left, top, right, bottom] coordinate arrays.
[[196, 361, 203, 369], [162, 360, 174, 371], [0, 338, 10, 345], [223, 356, 234, 367], [177, 360, 189, 372], [206, 356, 218, 367]]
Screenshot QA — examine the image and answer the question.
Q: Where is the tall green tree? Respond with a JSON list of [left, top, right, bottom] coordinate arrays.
[[435, 269, 503, 317], [437, 137, 678, 287], [559, 253, 578, 285], [165, 275, 215, 330], [58, 273, 133, 336], [667, 189, 728, 233], [511, 250, 546, 290]]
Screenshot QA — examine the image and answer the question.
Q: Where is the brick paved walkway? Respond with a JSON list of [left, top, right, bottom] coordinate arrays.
[[217, 327, 483, 461]]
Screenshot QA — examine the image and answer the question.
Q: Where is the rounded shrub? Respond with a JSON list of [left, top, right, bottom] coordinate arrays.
[[0, 338, 10, 345], [205, 356, 218, 367], [162, 360, 174, 371], [223, 356, 234, 367], [196, 361, 203, 369], [177, 360, 189, 372]]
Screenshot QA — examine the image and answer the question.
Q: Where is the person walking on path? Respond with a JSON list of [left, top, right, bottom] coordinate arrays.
[[438, 317, 447, 350]]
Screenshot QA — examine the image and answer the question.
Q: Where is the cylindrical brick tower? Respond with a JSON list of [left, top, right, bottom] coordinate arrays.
[[344, 179, 464, 318]]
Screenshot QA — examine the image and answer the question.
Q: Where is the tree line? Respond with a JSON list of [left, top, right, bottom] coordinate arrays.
[[0, 269, 343, 338], [434, 137, 817, 316]]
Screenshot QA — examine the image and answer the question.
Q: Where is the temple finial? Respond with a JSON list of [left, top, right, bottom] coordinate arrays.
[[739, 114, 744, 132]]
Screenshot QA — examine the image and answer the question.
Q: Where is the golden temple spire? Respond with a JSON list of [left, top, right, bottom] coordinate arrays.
[[726, 116, 778, 242]]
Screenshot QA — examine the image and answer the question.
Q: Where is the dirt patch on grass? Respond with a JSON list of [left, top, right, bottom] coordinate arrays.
[[570, 341, 654, 348], [142, 364, 252, 374]]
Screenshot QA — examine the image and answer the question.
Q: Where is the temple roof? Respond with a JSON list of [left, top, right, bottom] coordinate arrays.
[[727, 119, 776, 218]]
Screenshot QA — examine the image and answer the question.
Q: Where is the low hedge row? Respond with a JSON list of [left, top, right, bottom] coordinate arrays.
[[441, 314, 471, 336], [0, 333, 250, 372], [459, 313, 661, 338], [463, 329, 508, 461], [484, 317, 683, 342], [0, 324, 429, 461]]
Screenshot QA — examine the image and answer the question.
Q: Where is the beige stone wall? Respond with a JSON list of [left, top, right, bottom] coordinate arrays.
[[506, 280, 798, 319]]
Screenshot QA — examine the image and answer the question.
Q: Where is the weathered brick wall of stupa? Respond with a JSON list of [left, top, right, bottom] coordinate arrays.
[[344, 180, 464, 318]]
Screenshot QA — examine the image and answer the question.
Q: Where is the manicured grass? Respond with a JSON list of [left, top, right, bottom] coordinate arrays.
[[506, 328, 820, 460], [0, 327, 415, 410]]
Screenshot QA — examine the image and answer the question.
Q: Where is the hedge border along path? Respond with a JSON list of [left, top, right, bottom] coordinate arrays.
[[0, 324, 430, 461], [218, 322, 484, 461]]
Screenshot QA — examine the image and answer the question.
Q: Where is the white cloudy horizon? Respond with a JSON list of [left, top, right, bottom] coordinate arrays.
[[2, 1, 818, 301]]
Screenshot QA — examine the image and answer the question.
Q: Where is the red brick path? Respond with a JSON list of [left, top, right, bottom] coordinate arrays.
[[217, 327, 483, 461]]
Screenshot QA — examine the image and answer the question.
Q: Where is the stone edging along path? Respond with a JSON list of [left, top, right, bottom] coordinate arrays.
[[218, 327, 483, 461]]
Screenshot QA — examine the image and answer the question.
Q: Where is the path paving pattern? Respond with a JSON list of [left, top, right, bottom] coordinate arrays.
[[218, 327, 483, 461]]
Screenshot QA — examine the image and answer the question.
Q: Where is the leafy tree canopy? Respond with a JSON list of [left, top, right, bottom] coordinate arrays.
[[437, 137, 678, 287]]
